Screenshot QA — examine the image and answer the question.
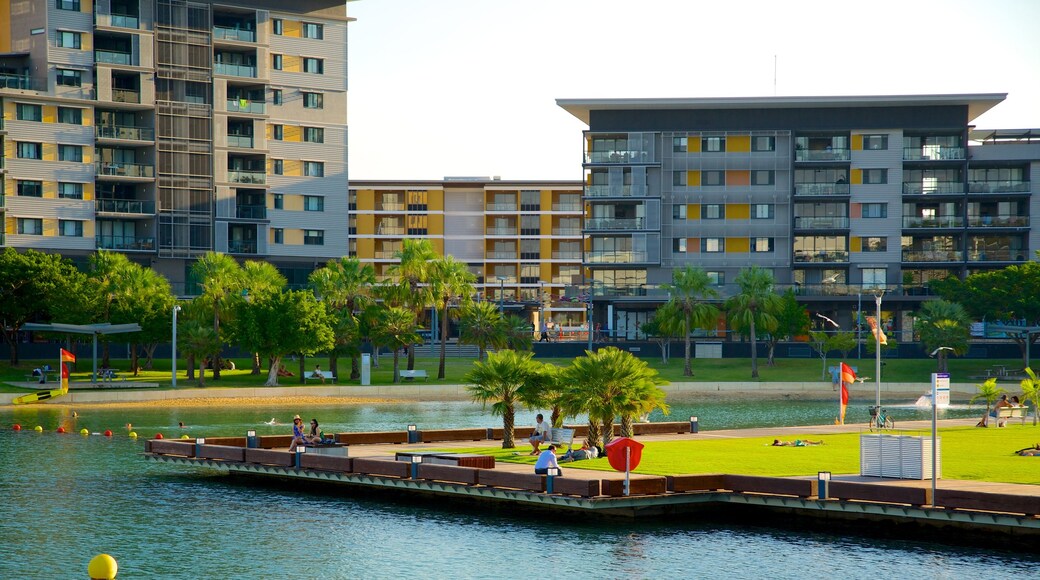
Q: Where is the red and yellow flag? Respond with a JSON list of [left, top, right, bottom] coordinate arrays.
[[839, 362, 855, 424], [60, 348, 75, 394], [61, 348, 76, 363], [865, 316, 888, 346]]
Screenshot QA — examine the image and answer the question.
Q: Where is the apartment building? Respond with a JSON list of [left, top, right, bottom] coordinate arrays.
[[557, 95, 1040, 341], [0, 0, 350, 290], [349, 178, 590, 333]]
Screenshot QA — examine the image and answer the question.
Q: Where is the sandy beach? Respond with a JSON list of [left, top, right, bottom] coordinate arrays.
[[28, 395, 406, 410]]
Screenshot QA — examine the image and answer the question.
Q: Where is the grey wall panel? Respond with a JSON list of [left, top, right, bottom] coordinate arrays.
[[5, 234, 94, 251], [269, 71, 346, 92], [445, 191, 483, 212]]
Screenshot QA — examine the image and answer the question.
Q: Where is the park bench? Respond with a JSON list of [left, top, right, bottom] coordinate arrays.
[[989, 406, 1029, 427], [399, 369, 428, 381], [547, 427, 575, 447], [304, 370, 336, 383]]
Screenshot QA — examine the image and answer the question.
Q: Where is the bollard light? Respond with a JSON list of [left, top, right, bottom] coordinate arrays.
[[411, 454, 423, 479], [485, 427, 495, 440], [407, 424, 420, 444], [818, 471, 831, 500], [195, 437, 205, 458], [295, 446, 306, 469], [246, 429, 257, 448], [545, 466, 561, 493], [690, 416, 699, 434]]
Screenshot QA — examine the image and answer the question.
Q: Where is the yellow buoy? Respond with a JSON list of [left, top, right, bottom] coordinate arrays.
[[180, 434, 190, 440], [34, 425, 43, 432], [80, 428, 89, 436], [88, 553, 118, 579], [129, 431, 138, 439]]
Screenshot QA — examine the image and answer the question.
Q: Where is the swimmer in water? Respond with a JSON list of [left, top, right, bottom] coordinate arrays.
[[178, 422, 186, 428], [264, 418, 278, 425]]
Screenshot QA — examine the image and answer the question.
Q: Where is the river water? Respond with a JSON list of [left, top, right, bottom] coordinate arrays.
[[0, 399, 1032, 579]]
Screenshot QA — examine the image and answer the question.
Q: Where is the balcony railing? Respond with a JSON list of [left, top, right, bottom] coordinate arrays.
[[112, 89, 140, 103], [96, 235, 155, 251], [213, 26, 256, 42], [95, 162, 154, 178], [584, 150, 654, 164], [968, 180, 1031, 194], [795, 149, 850, 162], [901, 250, 964, 262], [966, 215, 1029, 228], [904, 147, 965, 161], [486, 227, 516, 236], [903, 182, 963, 195], [967, 250, 1025, 262], [110, 14, 139, 29], [228, 239, 258, 254], [552, 203, 582, 211], [377, 203, 404, 211], [902, 216, 964, 228], [585, 184, 642, 197], [226, 99, 265, 114], [584, 217, 646, 231], [486, 203, 517, 211], [793, 250, 849, 263], [584, 250, 649, 264], [375, 226, 404, 235], [487, 251, 517, 260], [554, 228, 582, 236], [227, 134, 254, 148], [236, 205, 266, 219], [551, 251, 582, 260], [0, 73, 39, 90], [95, 50, 132, 65], [95, 199, 155, 214], [794, 183, 850, 196], [793, 217, 849, 229], [228, 170, 265, 184], [96, 125, 154, 141], [213, 62, 257, 78]]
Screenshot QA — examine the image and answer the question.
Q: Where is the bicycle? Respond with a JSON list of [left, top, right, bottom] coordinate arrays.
[[867, 405, 895, 431]]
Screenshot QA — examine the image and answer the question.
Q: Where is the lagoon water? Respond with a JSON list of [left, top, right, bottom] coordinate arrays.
[[0, 399, 1032, 579]]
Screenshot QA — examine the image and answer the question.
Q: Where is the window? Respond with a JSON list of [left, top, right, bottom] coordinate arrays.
[[673, 238, 687, 253], [702, 171, 725, 186], [862, 135, 888, 150], [862, 169, 888, 184], [303, 57, 323, 74], [303, 195, 324, 211], [672, 205, 687, 220], [56, 69, 81, 86], [59, 220, 83, 237], [303, 161, 324, 177], [702, 137, 726, 152], [706, 271, 725, 286], [303, 23, 323, 39], [751, 170, 774, 186], [672, 171, 687, 186], [751, 136, 775, 151], [271, 124, 283, 140], [752, 204, 774, 219], [303, 127, 324, 143], [303, 229, 324, 245], [272, 228, 284, 244], [702, 238, 724, 252], [57, 0, 80, 10], [751, 237, 774, 252], [58, 182, 84, 199], [58, 145, 82, 162], [57, 107, 82, 124], [17, 142, 42, 159], [271, 89, 282, 105], [272, 54, 282, 70], [272, 19, 283, 35], [862, 268, 887, 288], [18, 180, 43, 197], [273, 193, 284, 209], [862, 203, 888, 218], [303, 92, 323, 109], [672, 137, 687, 152], [272, 159, 283, 175], [57, 31, 81, 49], [17, 104, 42, 121], [862, 237, 887, 252], [17, 218, 43, 235], [702, 204, 724, 219]]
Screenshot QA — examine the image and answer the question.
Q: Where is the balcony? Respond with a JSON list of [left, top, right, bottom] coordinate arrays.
[[551, 251, 582, 260], [966, 215, 1029, 228], [584, 250, 649, 264], [226, 99, 265, 114], [0, 73, 39, 90], [214, 26, 256, 42], [903, 182, 963, 195], [793, 217, 849, 229], [794, 183, 850, 196], [584, 149, 655, 164], [968, 181, 1031, 194], [793, 250, 849, 263], [486, 203, 517, 211], [213, 63, 257, 78], [584, 217, 645, 231], [901, 250, 964, 262], [904, 147, 965, 161], [486, 227, 516, 236], [377, 203, 404, 211], [228, 170, 265, 184], [552, 203, 582, 211], [585, 185, 642, 198], [554, 228, 581, 236], [902, 216, 964, 228], [487, 251, 517, 260], [375, 226, 404, 235], [96, 235, 155, 251], [228, 239, 258, 254], [227, 134, 254, 148], [95, 162, 154, 178], [967, 249, 1025, 262], [110, 14, 139, 29], [235, 205, 266, 219], [95, 199, 155, 214], [96, 125, 154, 141], [795, 149, 850, 162], [112, 89, 140, 104], [95, 50, 132, 65]]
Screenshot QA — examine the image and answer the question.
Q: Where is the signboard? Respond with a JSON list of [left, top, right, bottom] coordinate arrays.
[[932, 372, 950, 407]]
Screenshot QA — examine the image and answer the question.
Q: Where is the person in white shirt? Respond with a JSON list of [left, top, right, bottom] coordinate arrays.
[[529, 414, 551, 455], [534, 444, 561, 475]]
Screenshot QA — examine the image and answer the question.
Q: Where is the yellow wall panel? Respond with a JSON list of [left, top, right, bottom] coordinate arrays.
[[265, 124, 272, 140], [688, 137, 701, 153], [428, 189, 444, 211], [5, 216, 14, 235], [728, 135, 750, 152], [851, 135, 863, 150], [850, 169, 862, 185], [82, 148, 92, 163], [541, 189, 552, 209], [285, 229, 304, 245], [81, 108, 93, 126], [687, 203, 699, 220], [43, 106, 57, 123], [283, 20, 302, 37], [83, 182, 94, 200], [727, 238, 750, 253], [540, 238, 552, 260], [81, 34, 92, 51], [284, 125, 301, 142], [356, 237, 375, 258], [540, 262, 552, 282], [43, 218, 57, 236], [3, 141, 11, 157], [540, 213, 552, 234], [83, 221, 94, 237], [43, 143, 56, 161], [431, 239, 444, 254], [284, 55, 301, 73], [0, 1, 10, 52], [357, 213, 375, 235], [43, 181, 56, 198], [687, 171, 700, 187], [284, 160, 302, 176], [428, 214, 443, 235], [728, 203, 750, 219], [727, 170, 750, 186], [850, 237, 862, 252], [284, 194, 303, 211], [81, 0, 92, 13], [357, 189, 375, 211]]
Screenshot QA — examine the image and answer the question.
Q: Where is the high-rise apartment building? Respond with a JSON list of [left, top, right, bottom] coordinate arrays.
[[0, 0, 350, 290], [558, 95, 1040, 340]]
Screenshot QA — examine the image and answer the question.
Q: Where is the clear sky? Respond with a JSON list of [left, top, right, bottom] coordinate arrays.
[[347, 0, 1040, 180]]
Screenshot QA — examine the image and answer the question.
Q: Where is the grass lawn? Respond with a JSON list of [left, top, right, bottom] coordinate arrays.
[[443, 425, 1040, 485]]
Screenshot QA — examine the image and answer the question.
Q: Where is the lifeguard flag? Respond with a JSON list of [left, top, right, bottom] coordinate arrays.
[[61, 348, 76, 363], [839, 362, 855, 425], [865, 316, 888, 346]]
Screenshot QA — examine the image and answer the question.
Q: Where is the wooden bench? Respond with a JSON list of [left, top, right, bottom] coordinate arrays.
[[399, 369, 428, 381], [989, 406, 1029, 427], [304, 371, 336, 383]]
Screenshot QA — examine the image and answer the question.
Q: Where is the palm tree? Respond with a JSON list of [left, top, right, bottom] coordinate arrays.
[[191, 252, 244, 380], [458, 301, 506, 361], [1020, 368, 1040, 426], [618, 377, 671, 438], [970, 377, 1007, 422], [464, 350, 547, 448], [661, 266, 720, 376], [180, 321, 220, 388], [428, 256, 475, 379], [914, 299, 971, 373], [371, 306, 420, 383], [502, 313, 534, 352], [310, 257, 376, 379], [726, 266, 781, 378], [389, 239, 437, 370]]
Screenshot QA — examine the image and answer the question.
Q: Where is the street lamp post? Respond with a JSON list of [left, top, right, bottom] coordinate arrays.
[[874, 291, 884, 409], [496, 276, 506, 313], [172, 304, 181, 388]]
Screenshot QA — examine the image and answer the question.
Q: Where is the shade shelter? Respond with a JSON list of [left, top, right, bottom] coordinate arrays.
[[22, 322, 143, 382]]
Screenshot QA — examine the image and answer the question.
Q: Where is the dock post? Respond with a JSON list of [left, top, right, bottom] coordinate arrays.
[[246, 430, 257, 448], [690, 416, 699, 433], [295, 447, 306, 469]]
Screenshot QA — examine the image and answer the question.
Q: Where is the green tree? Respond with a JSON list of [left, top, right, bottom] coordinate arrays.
[[913, 299, 971, 373], [428, 256, 475, 379], [309, 257, 374, 379], [236, 290, 335, 386], [464, 349, 546, 448], [389, 239, 437, 371], [458, 301, 507, 361], [661, 266, 720, 377], [190, 252, 245, 380], [969, 377, 1007, 420], [502, 314, 533, 352], [180, 321, 221, 388], [726, 266, 781, 378], [240, 260, 287, 374], [1019, 368, 1040, 426], [371, 306, 420, 383], [640, 304, 682, 364], [809, 330, 857, 380], [764, 290, 809, 367]]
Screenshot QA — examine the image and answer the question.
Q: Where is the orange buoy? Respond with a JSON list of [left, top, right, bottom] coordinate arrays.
[[13, 424, 21, 431], [103, 429, 113, 437], [155, 433, 164, 439], [57, 427, 66, 434]]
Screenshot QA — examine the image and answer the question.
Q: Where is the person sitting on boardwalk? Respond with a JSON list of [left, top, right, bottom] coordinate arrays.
[[288, 415, 306, 451], [534, 444, 562, 475], [977, 394, 1013, 427], [560, 441, 598, 463], [772, 439, 823, 447], [306, 419, 324, 445], [529, 413, 551, 455]]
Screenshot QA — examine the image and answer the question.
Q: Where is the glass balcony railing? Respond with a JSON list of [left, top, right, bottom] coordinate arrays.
[[95, 162, 154, 178], [0, 73, 39, 90], [903, 182, 963, 195], [375, 226, 404, 235], [584, 250, 649, 264], [377, 203, 404, 211], [227, 134, 254, 148], [584, 185, 640, 197], [551, 251, 582, 260], [96, 125, 154, 141], [793, 250, 849, 263], [486, 227, 516, 236], [584, 217, 646, 231], [968, 181, 1031, 193], [554, 228, 582, 236], [213, 26, 256, 42], [228, 170, 265, 184], [95, 50, 132, 65], [236, 205, 267, 219], [902, 216, 964, 228], [967, 250, 1025, 262], [112, 89, 140, 103], [966, 215, 1029, 228], [793, 217, 849, 229], [903, 147, 965, 161], [795, 149, 850, 162], [794, 183, 850, 196], [95, 199, 155, 214], [584, 150, 654, 164], [213, 63, 257, 78], [486, 203, 517, 211], [487, 251, 517, 260], [226, 99, 265, 114], [96, 235, 155, 251], [110, 14, 139, 29], [901, 250, 964, 262], [551, 203, 582, 211], [228, 239, 258, 254]]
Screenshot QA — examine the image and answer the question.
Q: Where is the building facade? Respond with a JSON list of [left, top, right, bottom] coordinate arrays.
[[557, 95, 1040, 341], [0, 0, 351, 290]]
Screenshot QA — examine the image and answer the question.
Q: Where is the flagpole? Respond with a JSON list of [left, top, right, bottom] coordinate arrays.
[[875, 292, 883, 410], [839, 360, 844, 425]]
